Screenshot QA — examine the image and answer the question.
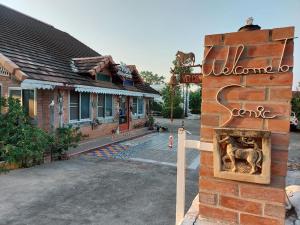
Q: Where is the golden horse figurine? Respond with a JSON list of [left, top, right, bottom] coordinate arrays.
[[176, 51, 195, 66]]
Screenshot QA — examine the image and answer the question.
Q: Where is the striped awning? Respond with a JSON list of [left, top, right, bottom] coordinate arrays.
[[21, 79, 160, 98], [21, 79, 63, 90]]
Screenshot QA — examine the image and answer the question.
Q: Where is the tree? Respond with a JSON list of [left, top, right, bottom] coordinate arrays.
[[161, 84, 183, 118], [140, 71, 165, 84], [172, 59, 193, 117], [189, 88, 202, 114], [292, 83, 300, 118]]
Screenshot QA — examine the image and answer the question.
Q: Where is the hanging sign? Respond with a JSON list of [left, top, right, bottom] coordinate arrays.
[[180, 73, 202, 83]]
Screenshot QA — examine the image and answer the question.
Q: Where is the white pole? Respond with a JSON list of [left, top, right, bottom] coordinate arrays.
[[176, 128, 186, 225]]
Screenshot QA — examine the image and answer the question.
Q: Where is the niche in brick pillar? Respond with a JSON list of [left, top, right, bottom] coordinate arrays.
[[213, 128, 271, 184], [199, 25, 294, 225]]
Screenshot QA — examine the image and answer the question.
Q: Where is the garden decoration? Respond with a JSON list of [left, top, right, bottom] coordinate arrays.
[[175, 51, 195, 66], [176, 51, 202, 84]]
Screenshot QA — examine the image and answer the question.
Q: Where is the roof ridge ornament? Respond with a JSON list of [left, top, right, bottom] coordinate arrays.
[[246, 17, 254, 25], [117, 62, 132, 79], [238, 17, 261, 32]]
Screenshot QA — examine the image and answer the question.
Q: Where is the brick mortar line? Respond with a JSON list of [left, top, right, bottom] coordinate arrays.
[[203, 55, 286, 64], [200, 201, 283, 220], [202, 99, 291, 105], [239, 211, 283, 221], [202, 85, 292, 90], [217, 192, 284, 205]]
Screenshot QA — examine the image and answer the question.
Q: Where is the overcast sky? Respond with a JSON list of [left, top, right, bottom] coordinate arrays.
[[0, 0, 299, 89]]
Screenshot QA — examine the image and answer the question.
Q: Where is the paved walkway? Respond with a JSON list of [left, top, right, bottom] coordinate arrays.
[[86, 132, 200, 169], [68, 127, 155, 157], [69, 117, 202, 170]]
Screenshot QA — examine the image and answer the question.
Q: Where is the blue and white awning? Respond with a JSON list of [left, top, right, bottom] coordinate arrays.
[[74, 85, 159, 98], [21, 79, 63, 90], [21, 79, 160, 98]]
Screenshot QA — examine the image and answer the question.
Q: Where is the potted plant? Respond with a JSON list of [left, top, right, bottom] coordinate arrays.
[[148, 116, 155, 130]]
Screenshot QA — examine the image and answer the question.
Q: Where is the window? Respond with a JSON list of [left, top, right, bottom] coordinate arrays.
[[22, 89, 35, 118], [9, 88, 22, 102], [0, 84, 2, 111], [96, 73, 111, 82], [105, 94, 113, 117], [97, 94, 113, 118], [123, 79, 134, 86], [9, 88, 35, 119], [132, 97, 137, 115], [69, 91, 90, 121], [70, 91, 79, 121], [97, 94, 105, 117], [80, 93, 90, 119], [132, 97, 144, 116]]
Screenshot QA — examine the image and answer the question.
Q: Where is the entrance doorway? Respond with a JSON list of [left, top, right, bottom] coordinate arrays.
[[119, 96, 129, 132]]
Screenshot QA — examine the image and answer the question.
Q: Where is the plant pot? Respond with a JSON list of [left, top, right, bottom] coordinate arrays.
[[1, 162, 19, 170], [43, 153, 52, 164], [60, 153, 69, 160], [0, 161, 5, 168]]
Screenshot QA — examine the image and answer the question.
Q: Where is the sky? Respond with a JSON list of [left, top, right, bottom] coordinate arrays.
[[0, 0, 299, 89]]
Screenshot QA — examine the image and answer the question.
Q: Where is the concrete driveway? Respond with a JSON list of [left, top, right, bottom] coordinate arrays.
[[0, 156, 198, 225]]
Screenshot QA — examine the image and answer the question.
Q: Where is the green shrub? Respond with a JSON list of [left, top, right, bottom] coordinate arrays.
[[292, 96, 300, 118], [162, 106, 183, 118], [49, 125, 83, 160], [149, 100, 162, 112], [0, 97, 83, 167], [0, 98, 50, 167]]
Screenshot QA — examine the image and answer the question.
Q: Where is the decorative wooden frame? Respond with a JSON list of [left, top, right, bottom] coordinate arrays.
[[213, 128, 271, 184]]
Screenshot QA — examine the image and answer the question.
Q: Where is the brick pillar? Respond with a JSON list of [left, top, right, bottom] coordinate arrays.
[[199, 27, 294, 225]]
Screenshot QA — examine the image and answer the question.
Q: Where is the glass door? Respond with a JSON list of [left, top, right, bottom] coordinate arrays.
[[119, 96, 129, 131]]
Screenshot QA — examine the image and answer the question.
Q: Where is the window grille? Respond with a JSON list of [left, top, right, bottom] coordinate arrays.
[[0, 65, 10, 76]]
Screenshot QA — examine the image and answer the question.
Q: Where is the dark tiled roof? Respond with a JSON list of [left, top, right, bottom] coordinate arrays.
[[135, 83, 160, 94], [0, 4, 100, 84], [0, 4, 159, 95], [72, 56, 116, 74]]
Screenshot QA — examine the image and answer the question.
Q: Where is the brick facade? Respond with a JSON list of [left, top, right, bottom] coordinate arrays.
[[36, 89, 149, 138], [0, 75, 149, 138], [199, 27, 294, 225]]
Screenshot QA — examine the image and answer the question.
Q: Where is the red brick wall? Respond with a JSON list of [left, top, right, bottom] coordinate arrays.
[[1, 75, 148, 139], [199, 27, 294, 225], [0, 75, 20, 97], [54, 91, 147, 139], [36, 89, 51, 130]]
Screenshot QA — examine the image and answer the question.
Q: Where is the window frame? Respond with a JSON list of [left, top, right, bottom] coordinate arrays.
[[0, 65, 10, 77], [97, 93, 114, 121], [0, 83, 2, 112], [132, 96, 144, 118], [137, 97, 144, 115], [8, 87, 37, 117], [96, 73, 112, 82], [69, 91, 91, 123]]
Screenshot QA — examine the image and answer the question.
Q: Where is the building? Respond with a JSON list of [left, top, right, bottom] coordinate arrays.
[[0, 5, 160, 138]]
